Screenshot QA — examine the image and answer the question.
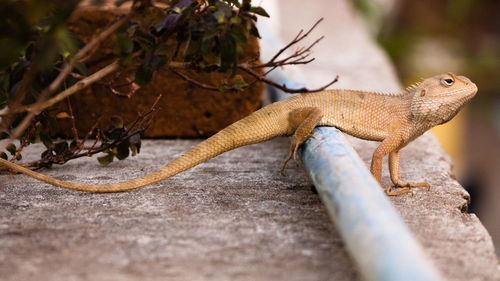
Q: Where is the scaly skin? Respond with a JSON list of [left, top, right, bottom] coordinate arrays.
[[0, 73, 477, 195]]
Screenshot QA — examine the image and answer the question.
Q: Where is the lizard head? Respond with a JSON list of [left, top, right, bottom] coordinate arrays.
[[409, 72, 477, 126]]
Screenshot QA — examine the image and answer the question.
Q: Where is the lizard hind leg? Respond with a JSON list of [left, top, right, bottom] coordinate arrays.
[[280, 107, 323, 176]]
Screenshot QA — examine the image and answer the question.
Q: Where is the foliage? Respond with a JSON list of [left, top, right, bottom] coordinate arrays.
[[0, 0, 271, 169], [0, 0, 333, 171]]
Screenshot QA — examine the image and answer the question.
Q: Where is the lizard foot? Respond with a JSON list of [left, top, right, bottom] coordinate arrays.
[[280, 150, 293, 176], [385, 186, 414, 196], [398, 181, 431, 190], [385, 181, 430, 196], [280, 134, 314, 176]]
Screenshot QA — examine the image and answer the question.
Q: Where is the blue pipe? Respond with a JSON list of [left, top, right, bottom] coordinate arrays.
[[302, 127, 443, 280], [259, 21, 443, 281]]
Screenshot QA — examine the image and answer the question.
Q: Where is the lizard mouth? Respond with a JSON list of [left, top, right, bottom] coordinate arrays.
[[467, 83, 478, 97]]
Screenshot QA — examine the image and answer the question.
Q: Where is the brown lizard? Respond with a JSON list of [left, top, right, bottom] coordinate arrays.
[[0, 72, 477, 195]]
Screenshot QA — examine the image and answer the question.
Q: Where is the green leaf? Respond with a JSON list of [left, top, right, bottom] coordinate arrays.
[[54, 142, 69, 156], [6, 144, 16, 155], [231, 25, 247, 45], [133, 29, 156, 52], [241, 0, 251, 11], [173, 6, 183, 14], [135, 53, 164, 86], [202, 27, 219, 42], [41, 150, 53, 159], [232, 76, 248, 90], [40, 134, 53, 149], [115, 141, 130, 160], [213, 10, 226, 24], [129, 133, 141, 145], [119, 52, 135, 66], [250, 6, 269, 17], [129, 134, 141, 155], [116, 32, 134, 66], [104, 127, 124, 141], [70, 140, 78, 150], [184, 37, 201, 57], [30, 122, 43, 143], [10, 60, 30, 86], [218, 85, 228, 92], [47, 116, 58, 137], [74, 62, 88, 77], [114, 0, 129, 7], [230, 16, 241, 24], [98, 153, 114, 166], [227, 0, 241, 8], [249, 23, 261, 38], [135, 64, 152, 86], [155, 13, 181, 34], [130, 144, 137, 156], [219, 33, 236, 72], [110, 116, 124, 128]]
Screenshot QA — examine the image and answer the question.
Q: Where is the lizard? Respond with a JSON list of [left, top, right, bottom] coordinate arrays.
[[0, 72, 477, 195]]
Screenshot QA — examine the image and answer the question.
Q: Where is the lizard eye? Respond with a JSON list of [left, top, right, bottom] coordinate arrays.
[[442, 77, 454, 87]]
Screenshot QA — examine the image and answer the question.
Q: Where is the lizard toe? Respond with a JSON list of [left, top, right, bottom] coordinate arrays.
[[385, 186, 414, 196]]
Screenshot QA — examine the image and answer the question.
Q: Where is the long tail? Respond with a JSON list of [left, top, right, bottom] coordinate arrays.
[[0, 103, 291, 192]]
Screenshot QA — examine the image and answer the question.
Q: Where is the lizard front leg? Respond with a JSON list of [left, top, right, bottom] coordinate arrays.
[[370, 130, 413, 196], [387, 150, 430, 195], [280, 107, 323, 176]]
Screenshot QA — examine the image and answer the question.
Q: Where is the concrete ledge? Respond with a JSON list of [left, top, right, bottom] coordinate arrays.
[[1, 135, 498, 280], [0, 139, 356, 281]]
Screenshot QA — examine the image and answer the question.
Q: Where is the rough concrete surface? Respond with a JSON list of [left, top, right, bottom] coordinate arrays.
[[1, 139, 357, 281], [1, 136, 499, 280]]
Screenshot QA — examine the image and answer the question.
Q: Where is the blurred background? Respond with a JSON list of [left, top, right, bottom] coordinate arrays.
[[354, 0, 500, 253]]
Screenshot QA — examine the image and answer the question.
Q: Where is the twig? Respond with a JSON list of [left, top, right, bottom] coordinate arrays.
[[169, 68, 220, 91], [259, 18, 324, 68], [239, 65, 339, 93], [66, 97, 79, 143]]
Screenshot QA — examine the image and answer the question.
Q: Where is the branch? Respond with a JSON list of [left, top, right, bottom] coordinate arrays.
[[165, 18, 334, 94], [239, 65, 339, 93], [0, 12, 132, 155], [169, 67, 220, 91], [0, 60, 120, 116], [10, 95, 162, 170]]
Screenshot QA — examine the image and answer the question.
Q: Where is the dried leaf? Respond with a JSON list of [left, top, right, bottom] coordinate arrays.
[[56, 112, 71, 119]]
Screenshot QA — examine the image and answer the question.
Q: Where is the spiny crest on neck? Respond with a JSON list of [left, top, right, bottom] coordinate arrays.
[[404, 79, 424, 93], [331, 89, 403, 97]]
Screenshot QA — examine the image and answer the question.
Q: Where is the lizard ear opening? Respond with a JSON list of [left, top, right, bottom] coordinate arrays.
[[418, 89, 426, 97]]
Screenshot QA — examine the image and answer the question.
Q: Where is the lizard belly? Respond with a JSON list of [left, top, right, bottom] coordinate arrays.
[[319, 117, 389, 141]]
